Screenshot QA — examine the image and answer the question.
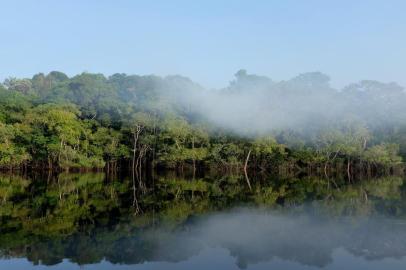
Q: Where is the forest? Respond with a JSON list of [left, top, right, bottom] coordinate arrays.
[[0, 70, 405, 178]]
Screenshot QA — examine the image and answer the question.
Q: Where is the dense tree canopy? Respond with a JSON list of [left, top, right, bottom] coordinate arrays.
[[0, 70, 405, 175]]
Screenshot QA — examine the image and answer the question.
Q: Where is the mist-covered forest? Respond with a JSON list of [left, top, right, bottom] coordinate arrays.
[[1, 70, 405, 177]]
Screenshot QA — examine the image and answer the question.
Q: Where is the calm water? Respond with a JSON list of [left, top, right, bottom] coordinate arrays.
[[1, 172, 406, 269]]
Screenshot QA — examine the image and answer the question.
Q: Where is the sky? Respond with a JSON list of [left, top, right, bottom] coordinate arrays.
[[1, 0, 405, 89]]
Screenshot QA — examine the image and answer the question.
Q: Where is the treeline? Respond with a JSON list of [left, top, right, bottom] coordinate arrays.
[[0, 70, 405, 176]]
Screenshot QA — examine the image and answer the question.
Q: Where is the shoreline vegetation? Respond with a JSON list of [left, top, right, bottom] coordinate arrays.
[[0, 70, 405, 180]]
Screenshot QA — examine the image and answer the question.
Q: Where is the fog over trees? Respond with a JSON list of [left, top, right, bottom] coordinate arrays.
[[0, 70, 405, 176]]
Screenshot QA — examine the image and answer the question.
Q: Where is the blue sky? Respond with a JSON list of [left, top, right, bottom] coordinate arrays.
[[1, 0, 405, 88]]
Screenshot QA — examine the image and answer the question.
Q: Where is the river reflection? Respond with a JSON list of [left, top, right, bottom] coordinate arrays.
[[1, 172, 406, 269]]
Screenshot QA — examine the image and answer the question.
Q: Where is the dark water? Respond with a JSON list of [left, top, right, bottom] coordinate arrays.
[[1, 172, 406, 269]]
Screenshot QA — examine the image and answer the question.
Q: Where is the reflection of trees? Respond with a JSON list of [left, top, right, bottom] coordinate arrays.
[[1, 173, 406, 267]]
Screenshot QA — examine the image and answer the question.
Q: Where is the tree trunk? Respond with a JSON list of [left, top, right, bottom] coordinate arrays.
[[244, 150, 252, 190], [192, 137, 196, 179]]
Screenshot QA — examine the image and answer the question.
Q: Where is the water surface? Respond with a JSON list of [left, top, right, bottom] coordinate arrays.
[[1, 173, 406, 269]]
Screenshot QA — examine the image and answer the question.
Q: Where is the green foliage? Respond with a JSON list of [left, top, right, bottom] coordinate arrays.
[[0, 71, 404, 170], [0, 122, 30, 167], [363, 144, 402, 165], [251, 136, 287, 167]]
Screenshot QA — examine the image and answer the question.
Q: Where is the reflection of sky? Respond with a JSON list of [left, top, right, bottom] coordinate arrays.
[[2, 208, 406, 269], [2, 248, 406, 270]]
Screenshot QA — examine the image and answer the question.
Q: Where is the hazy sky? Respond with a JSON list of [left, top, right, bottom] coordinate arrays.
[[1, 0, 405, 89]]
